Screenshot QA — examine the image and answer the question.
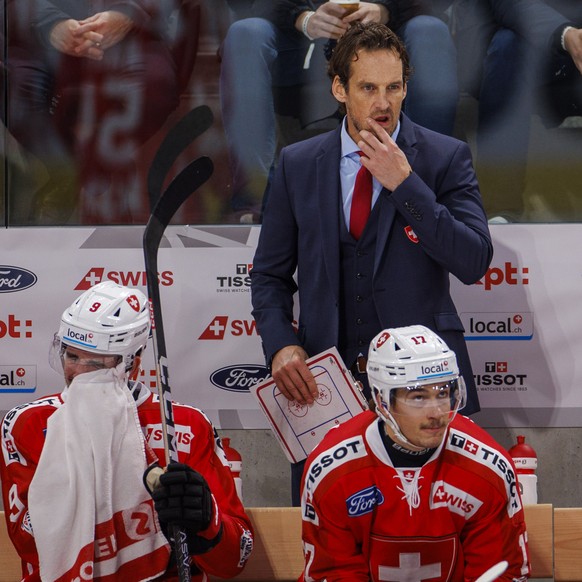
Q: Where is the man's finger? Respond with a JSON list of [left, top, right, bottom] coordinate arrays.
[[295, 363, 319, 402], [286, 366, 316, 404]]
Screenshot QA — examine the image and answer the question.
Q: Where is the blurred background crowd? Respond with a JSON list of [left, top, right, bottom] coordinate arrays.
[[0, 0, 580, 226]]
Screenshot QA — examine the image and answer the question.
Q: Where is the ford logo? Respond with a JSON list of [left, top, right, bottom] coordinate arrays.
[[0, 266, 38, 293], [346, 486, 385, 517], [210, 364, 269, 393]]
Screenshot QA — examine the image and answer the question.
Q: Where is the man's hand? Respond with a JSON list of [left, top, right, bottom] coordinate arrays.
[[343, 2, 390, 26], [151, 463, 215, 533], [49, 19, 104, 60], [301, 1, 388, 41], [77, 11, 134, 51], [358, 118, 412, 191], [563, 27, 582, 75], [272, 345, 318, 405]]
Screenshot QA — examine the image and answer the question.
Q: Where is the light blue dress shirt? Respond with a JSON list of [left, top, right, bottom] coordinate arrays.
[[339, 117, 401, 230]]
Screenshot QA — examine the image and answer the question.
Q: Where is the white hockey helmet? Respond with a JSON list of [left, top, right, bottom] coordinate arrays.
[[367, 325, 466, 448], [53, 281, 151, 372]]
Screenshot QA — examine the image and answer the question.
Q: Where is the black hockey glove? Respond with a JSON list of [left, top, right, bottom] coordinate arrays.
[[150, 462, 214, 533]]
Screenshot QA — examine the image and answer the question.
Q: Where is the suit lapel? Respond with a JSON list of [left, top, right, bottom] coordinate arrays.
[[397, 113, 419, 168], [374, 114, 418, 276], [316, 128, 342, 303], [313, 116, 420, 283]]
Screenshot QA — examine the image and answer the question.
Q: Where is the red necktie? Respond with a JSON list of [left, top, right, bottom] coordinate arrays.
[[349, 153, 373, 240]]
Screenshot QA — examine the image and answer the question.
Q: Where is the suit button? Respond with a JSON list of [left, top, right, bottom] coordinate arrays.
[[356, 295, 363, 302], [356, 318, 363, 325], [356, 273, 363, 279]]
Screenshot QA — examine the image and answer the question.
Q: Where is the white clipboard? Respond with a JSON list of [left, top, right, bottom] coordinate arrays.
[[250, 347, 368, 463]]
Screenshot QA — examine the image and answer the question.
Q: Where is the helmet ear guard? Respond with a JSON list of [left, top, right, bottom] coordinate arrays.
[[51, 281, 151, 374]]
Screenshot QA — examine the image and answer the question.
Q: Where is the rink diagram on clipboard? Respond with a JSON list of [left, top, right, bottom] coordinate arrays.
[[274, 363, 355, 458], [251, 348, 367, 463]]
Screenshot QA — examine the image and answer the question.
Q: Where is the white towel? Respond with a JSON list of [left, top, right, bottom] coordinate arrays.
[[29, 365, 170, 581]]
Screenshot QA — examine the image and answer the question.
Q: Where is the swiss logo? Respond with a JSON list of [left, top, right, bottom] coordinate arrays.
[[199, 316, 229, 340], [430, 480, 482, 518], [126, 294, 140, 312], [404, 225, 419, 243], [376, 331, 391, 348]]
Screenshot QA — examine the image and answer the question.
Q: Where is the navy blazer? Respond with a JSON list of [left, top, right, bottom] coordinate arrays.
[[251, 114, 493, 413]]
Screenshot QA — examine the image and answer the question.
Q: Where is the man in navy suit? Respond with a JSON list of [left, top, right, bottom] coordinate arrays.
[[250, 22, 493, 504]]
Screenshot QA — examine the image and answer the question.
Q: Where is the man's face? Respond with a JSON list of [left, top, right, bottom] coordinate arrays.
[[62, 345, 121, 386], [388, 383, 454, 450], [332, 48, 407, 144]]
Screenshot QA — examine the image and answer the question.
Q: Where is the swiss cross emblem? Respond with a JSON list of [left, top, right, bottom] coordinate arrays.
[[463, 439, 479, 454], [126, 295, 141, 312], [376, 332, 391, 348], [369, 535, 458, 582], [404, 225, 419, 243]]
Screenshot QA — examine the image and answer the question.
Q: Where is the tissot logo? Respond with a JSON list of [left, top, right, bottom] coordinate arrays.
[[198, 316, 258, 340], [305, 438, 366, 494], [210, 365, 269, 392], [216, 263, 253, 292], [0, 266, 38, 293], [474, 361, 528, 393], [448, 431, 520, 515], [74, 267, 173, 290]]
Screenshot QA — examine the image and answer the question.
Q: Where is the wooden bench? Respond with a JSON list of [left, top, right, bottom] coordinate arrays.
[[0, 505, 579, 581], [554, 507, 582, 582]]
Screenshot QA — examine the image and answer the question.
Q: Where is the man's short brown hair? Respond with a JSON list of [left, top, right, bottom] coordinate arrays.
[[327, 22, 411, 88]]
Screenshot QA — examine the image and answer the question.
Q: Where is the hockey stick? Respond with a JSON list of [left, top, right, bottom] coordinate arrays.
[[143, 155, 214, 581], [475, 560, 508, 582], [147, 104, 214, 209]]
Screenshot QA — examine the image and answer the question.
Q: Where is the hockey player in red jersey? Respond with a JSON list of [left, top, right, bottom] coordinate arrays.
[[0, 281, 253, 581], [299, 325, 529, 581]]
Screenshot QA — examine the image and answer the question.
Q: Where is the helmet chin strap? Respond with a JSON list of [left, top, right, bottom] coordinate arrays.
[[373, 389, 427, 452], [383, 411, 428, 452]]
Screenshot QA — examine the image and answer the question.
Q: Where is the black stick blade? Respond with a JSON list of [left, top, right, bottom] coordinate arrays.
[[147, 105, 214, 209], [144, 155, 214, 257]]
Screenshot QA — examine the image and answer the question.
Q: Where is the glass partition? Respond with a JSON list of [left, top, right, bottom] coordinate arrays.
[[1, 1, 581, 226]]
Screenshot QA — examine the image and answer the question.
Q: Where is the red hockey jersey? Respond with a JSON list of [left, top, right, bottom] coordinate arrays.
[[299, 411, 529, 582], [0, 382, 253, 581]]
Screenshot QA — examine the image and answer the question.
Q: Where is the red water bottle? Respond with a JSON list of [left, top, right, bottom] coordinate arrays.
[[508, 435, 538, 504], [222, 437, 243, 502]]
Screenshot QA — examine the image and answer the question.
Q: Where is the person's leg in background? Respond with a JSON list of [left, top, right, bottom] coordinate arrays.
[[220, 18, 304, 222], [476, 27, 533, 222], [6, 54, 79, 225], [397, 15, 459, 136]]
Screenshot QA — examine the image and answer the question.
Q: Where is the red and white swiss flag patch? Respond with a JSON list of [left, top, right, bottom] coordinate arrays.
[[404, 226, 419, 243]]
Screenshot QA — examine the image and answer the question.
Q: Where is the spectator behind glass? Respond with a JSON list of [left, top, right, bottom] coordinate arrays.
[[0, 281, 253, 580], [451, 0, 581, 223], [219, 0, 459, 223], [251, 22, 492, 505], [4, 0, 182, 225]]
